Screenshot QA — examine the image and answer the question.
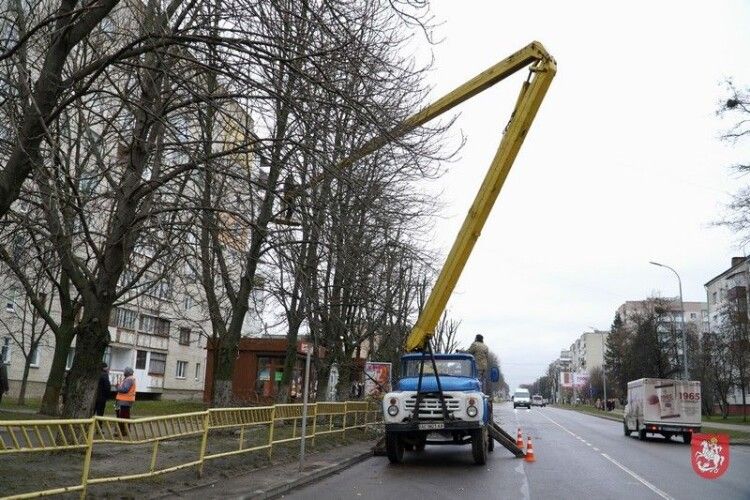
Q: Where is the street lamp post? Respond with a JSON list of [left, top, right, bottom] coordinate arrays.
[[649, 261, 689, 380]]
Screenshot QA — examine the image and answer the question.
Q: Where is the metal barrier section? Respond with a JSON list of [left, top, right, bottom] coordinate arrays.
[[203, 406, 274, 461], [344, 402, 370, 431], [0, 401, 381, 500], [313, 402, 347, 438], [86, 412, 210, 492], [0, 418, 92, 454], [271, 403, 314, 445], [0, 419, 95, 500], [94, 411, 207, 443]]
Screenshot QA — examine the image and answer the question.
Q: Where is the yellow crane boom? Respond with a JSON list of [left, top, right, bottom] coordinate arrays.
[[403, 42, 557, 352]]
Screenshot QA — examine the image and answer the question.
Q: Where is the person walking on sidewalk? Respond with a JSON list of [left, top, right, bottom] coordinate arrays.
[[115, 367, 136, 436], [0, 362, 9, 404], [95, 363, 111, 416]]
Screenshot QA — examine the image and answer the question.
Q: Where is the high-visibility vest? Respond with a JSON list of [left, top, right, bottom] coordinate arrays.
[[116, 376, 136, 402]]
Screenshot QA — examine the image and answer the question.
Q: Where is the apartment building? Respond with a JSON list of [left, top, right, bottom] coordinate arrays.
[[569, 331, 609, 373], [705, 256, 750, 415]]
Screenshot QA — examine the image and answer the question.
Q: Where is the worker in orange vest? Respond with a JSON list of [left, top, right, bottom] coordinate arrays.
[[115, 367, 136, 435]]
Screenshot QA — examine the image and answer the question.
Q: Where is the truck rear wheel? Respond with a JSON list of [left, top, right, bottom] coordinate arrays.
[[623, 420, 630, 436], [386, 431, 404, 464], [683, 432, 692, 445], [471, 428, 488, 465], [638, 424, 646, 441]]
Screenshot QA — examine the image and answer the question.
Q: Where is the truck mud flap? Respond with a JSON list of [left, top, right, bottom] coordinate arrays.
[[488, 422, 526, 458]]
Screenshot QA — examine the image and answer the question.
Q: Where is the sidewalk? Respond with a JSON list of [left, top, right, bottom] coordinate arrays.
[[166, 440, 375, 500]]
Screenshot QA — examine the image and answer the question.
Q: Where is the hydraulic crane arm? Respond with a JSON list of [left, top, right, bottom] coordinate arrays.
[[403, 42, 556, 352]]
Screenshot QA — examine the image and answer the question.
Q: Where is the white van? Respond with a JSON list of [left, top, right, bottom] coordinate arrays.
[[623, 378, 701, 443], [513, 388, 531, 409]]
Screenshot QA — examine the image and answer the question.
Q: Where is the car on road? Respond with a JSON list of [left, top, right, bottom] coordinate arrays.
[[531, 394, 545, 407], [513, 388, 531, 409]]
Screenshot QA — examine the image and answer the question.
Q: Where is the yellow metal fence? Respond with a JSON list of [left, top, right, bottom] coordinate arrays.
[[0, 401, 382, 500]]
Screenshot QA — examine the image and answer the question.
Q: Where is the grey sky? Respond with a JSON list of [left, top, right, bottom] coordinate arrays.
[[421, 1, 750, 390]]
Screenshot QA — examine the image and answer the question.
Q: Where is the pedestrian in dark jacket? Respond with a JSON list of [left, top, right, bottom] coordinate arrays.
[[0, 362, 9, 404], [95, 362, 111, 416]]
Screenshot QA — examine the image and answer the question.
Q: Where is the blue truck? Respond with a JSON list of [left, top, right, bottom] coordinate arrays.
[[382, 352, 523, 464]]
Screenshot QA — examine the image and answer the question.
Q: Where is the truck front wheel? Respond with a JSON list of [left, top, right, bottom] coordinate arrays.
[[471, 428, 488, 465], [386, 432, 404, 464]]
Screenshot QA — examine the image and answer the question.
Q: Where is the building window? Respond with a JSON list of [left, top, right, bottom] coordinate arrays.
[[5, 288, 17, 312], [690, 312, 697, 319], [149, 352, 166, 376], [66, 349, 75, 370], [712, 292, 717, 304], [102, 346, 111, 366], [1, 337, 11, 364], [139, 314, 155, 334], [195, 363, 201, 381], [179, 328, 191, 346], [176, 360, 187, 379], [183, 295, 193, 310], [135, 350, 148, 370], [154, 318, 170, 337], [29, 346, 40, 367], [114, 308, 138, 330]]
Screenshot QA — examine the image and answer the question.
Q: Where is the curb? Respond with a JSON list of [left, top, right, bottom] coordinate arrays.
[[244, 450, 374, 499], [553, 406, 750, 446]]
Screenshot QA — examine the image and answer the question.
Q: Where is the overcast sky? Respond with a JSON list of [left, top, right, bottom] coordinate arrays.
[[417, 1, 750, 390]]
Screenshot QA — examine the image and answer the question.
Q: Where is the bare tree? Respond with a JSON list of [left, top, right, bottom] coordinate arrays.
[[433, 311, 460, 353]]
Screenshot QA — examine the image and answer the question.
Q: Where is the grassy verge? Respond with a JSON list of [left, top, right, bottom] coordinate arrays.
[[1, 397, 208, 419], [702, 414, 750, 426], [701, 426, 750, 441]]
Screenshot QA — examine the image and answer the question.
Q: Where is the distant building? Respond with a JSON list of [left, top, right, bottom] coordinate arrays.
[[569, 331, 608, 373], [617, 299, 708, 336], [705, 256, 750, 416]]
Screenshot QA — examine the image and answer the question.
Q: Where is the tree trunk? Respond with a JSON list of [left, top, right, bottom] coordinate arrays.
[[277, 319, 302, 404], [62, 318, 109, 418], [39, 327, 75, 416], [17, 356, 32, 406], [211, 338, 237, 407]]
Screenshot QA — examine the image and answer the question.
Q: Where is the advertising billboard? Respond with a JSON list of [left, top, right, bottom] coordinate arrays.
[[364, 362, 392, 398]]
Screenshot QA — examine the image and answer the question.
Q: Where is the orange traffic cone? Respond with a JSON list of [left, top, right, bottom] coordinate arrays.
[[525, 435, 536, 462], [516, 428, 524, 449]]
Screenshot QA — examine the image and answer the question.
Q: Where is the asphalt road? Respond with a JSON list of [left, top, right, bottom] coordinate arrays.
[[283, 402, 750, 500]]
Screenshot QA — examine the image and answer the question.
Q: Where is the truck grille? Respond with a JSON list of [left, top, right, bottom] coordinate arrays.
[[404, 395, 460, 419]]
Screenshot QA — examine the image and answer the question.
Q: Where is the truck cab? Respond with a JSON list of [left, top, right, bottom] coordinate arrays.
[[382, 353, 493, 465]]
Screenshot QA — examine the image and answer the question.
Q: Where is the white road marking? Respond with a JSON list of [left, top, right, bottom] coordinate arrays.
[[600, 453, 674, 500], [534, 410, 674, 500]]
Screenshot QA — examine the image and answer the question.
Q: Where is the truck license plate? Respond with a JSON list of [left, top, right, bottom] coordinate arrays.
[[662, 426, 680, 432], [418, 423, 445, 430]]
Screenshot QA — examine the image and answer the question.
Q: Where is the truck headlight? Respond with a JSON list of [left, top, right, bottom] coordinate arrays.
[[467, 405, 478, 417], [387, 405, 399, 416]]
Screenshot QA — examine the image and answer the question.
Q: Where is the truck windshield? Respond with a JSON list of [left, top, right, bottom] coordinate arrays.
[[403, 358, 473, 377], [514, 392, 529, 398]]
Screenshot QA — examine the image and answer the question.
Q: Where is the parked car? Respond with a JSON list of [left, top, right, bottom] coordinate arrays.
[[531, 394, 545, 407]]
